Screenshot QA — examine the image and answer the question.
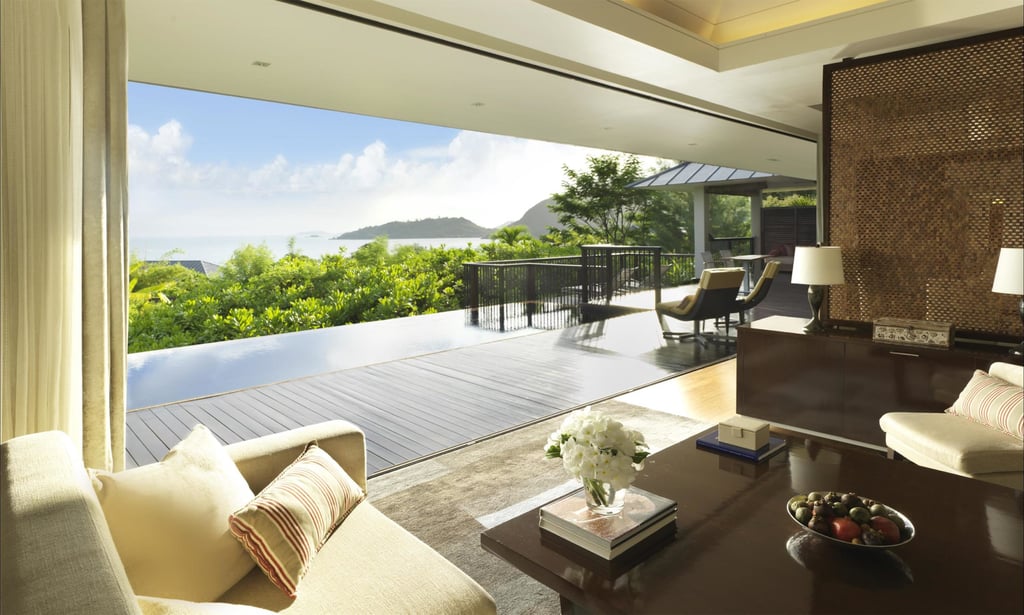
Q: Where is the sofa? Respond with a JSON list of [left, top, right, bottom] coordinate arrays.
[[765, 244, 797, 272], [1, 420, 497, 615], [880, 361, 1024, 490]]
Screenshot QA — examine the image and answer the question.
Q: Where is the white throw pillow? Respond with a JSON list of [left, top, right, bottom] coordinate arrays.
[[91, 425, 256, 602]]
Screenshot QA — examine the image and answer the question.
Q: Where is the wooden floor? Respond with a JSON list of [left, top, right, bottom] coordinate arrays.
[[126, 272, 807, 474], [616, 358, 737, 424]]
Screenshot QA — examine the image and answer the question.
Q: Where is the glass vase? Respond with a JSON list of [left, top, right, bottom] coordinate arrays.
[[581, 478, 626, 515]]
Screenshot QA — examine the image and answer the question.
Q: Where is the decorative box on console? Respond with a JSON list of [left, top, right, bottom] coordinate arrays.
[[872, 318, 953, 349], [718, 415, 769, 451]]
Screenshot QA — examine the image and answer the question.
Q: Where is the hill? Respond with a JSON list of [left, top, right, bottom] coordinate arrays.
[[507, 198, 562, 238], [332, 217, 494, 239], [331, 200, 564, 241]]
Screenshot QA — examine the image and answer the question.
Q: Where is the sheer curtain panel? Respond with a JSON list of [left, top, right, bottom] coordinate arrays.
[[1, 0, 128, 471]]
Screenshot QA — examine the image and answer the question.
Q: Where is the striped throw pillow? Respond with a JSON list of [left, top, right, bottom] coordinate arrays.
[[229, 443, 365, 597], [947, 370, 1024, 440]]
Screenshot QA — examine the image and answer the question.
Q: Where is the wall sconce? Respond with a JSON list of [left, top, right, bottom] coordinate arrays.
[[791, 245, 845, 333], [992, 247, 1023, 356]]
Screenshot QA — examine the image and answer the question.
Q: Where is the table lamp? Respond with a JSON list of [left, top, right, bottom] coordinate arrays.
[[791, 245, 845, 333], [992, 247, 1023, 356]]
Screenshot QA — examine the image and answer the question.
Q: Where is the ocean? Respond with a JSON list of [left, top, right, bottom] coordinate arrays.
[[129, 235, 487, 265]]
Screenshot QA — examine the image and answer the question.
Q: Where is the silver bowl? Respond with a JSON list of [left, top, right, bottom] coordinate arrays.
[[786, 492, 915, 550]]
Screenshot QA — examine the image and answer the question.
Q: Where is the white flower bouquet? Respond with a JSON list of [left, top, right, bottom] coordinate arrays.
[[544, 407, 650, 510]]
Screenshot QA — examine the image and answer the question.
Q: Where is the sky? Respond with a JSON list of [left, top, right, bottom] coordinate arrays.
[[127, 83, 665, 238]]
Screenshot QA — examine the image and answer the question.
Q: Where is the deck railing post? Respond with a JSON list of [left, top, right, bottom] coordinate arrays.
[[603, 247, 613, 303], [498, 266, 506, 332], [465, 263, 480, 325], [526, 264, 536, 327], [585, 246, 593, 304], [653, 247, 662, 305]]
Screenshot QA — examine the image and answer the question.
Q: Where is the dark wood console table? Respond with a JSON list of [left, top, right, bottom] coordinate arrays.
[[736, 316, 1019, 448]]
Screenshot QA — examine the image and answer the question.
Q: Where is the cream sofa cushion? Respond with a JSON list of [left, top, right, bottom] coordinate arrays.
[[219, 501, 497, 614], [880, 412, 1024, 475], [138, 596, 276, 614], [990, 361, 1024, 387], [92, 425, 256, 602]]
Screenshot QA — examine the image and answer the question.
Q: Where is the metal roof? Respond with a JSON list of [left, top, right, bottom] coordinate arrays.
[[146, 260, 222, 276], [628, 162, 814, 191]]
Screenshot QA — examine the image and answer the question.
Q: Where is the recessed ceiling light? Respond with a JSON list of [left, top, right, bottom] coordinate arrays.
[[252, 61, 271, 67]]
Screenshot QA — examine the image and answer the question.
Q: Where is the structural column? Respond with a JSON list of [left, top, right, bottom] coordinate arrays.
[[750, 191, 763, 254], [693, 188, 710, 276]]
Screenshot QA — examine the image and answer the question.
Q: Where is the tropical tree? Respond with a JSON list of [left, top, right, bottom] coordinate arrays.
[[549, 154, 696, 251], [219, 243, 275, 282], [709, 194, 752, 238], [490, 225, 531, 245], [764, 190, 817, 208], [549, 154, 653, 245]]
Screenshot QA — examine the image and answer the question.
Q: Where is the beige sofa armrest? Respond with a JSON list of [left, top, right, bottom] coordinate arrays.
[[225, 421, 367, 493], [1, 431, 142, 615]]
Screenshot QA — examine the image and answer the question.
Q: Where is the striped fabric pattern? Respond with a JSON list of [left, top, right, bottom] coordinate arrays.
[[229, 443, 365, 597], [947, 369, 1024, 440]]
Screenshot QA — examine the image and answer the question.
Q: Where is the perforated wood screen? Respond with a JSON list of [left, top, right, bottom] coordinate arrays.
[[824, 30, 1023, 338]]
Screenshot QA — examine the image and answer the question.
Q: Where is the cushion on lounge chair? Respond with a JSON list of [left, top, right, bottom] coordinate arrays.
[[879, 412, 1024, 475]]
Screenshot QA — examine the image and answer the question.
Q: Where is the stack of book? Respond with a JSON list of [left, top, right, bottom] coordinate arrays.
[[538, 486, 676, 561], [696, 417, 787, 462]]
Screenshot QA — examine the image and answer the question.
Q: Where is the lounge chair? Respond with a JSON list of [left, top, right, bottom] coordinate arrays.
[[735, 260, 781, 324], [656, 267, 745, 342]]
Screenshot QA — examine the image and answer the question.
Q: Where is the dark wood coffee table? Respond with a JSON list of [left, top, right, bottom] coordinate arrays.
[[481, 431, 1024, 614]]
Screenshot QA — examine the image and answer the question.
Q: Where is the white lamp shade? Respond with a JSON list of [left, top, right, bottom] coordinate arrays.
[[792, 246, 845, 286], [992, 248, 1024, 295]]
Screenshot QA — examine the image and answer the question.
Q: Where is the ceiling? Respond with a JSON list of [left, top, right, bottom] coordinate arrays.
[[125, 0, 1023, 181]]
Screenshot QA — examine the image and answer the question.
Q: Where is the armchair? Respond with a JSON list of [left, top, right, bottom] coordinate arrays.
[[735, 260, 781, 324], [656, 267, 745, 342]]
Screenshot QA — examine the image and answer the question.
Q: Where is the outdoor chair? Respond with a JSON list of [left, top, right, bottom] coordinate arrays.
[[656, 267, 745, 343], [701, 251, 727, 268], [735, 260, 780, 324], [625, 263, 671, 290]]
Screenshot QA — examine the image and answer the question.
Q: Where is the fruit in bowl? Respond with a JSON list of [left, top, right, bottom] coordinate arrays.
[[787, 491, 914, 548]]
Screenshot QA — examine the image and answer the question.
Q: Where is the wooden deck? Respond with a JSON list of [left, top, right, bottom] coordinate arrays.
[[126, 272, 808, 475], [125, 311, 736, 474]]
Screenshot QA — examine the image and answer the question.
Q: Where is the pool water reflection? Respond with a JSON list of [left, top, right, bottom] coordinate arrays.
[[127, 310, 542, 409]]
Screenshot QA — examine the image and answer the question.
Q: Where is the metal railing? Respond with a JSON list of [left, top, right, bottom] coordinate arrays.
[[464, 247, 696, 331], [464, 258, 582, 331]]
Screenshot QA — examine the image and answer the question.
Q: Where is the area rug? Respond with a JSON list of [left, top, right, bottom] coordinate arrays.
[[366, 399, 711, 614]]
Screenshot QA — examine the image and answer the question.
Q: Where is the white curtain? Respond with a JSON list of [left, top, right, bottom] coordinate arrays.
[[1, 0, 128, 471]]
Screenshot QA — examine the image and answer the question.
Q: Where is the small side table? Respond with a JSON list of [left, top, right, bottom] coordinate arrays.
[[728, 254, 768, 295]]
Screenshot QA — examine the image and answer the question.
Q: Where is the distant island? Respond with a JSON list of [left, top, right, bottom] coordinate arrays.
[[331, 199, 563, 240], [331, 217, 494, 240]]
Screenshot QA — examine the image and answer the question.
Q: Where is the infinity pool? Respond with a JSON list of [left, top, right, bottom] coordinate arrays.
[[127, 310, 542, 409]]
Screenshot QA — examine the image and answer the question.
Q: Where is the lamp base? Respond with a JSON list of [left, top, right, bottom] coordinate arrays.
[[804, 285, 827, 334], [1016, 298, 1024, 356], [804, 318, 827, 334]]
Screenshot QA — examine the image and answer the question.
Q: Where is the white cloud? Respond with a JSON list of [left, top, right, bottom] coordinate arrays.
[[127, 120, 665, 237]]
